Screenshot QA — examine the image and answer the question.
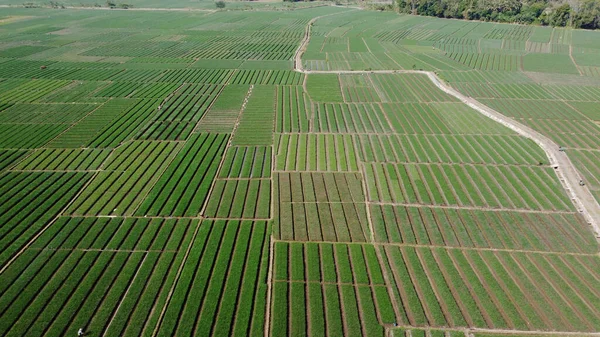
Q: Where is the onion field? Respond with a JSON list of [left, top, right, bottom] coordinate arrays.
[[0, 4, 599, 337]]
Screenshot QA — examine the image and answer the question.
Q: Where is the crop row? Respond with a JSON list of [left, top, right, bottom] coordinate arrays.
[[370, 205, 597, 254], [380, 246, 600, 331], [46, 98, 140, 148], [232, 85, 276, 146], [0, 172, 90, 268], [353, 134, 546, 165], [13, 148, 111, 171], [229, 70, 304, 85], [518, 119, 600, 149], [204, 179, 271, 219], [31, 216, 199, 252], [136, 133, 228, 217], [371, 74, 457, 103], [219, 146, 272, 178], [275, 134, 359, 172], [276, 172, 365, 204], [67, 141, 182, 216], [275, 86, 310, 133], [184, 50, 293, 61], [363, 163, 574, 211], [155, 220, 268, 337], [0, 102, 98, 124]]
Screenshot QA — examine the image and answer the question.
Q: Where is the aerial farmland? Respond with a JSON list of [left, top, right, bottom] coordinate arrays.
[[0, 2, 599, 337]]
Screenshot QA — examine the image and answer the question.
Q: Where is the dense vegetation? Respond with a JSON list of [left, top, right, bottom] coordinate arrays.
[[396, 0, 600, 29]]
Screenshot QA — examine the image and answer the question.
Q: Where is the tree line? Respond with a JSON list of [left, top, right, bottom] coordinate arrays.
[[394, 0, 600, 29]]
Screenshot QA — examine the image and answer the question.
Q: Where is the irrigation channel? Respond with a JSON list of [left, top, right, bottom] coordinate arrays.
[[293, 13, 600, 240]]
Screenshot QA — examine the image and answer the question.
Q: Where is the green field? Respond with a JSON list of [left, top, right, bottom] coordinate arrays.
[[0, 4, 599, 337]]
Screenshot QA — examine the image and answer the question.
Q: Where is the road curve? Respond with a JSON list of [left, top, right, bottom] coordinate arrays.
[[294, 20, 600, 240]]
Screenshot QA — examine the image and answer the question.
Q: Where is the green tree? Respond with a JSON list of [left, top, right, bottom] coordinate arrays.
[[215, 0, 225, 8]]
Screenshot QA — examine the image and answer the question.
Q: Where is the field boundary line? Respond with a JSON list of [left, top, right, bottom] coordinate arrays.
[[271, 238, 598, 257]]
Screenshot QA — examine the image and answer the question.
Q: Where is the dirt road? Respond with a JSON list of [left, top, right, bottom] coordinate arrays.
[[294, 21, 600, 240]]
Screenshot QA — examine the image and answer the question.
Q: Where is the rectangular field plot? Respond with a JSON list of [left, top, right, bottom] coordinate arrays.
[[275, 86, 311, 133], [13, 148, 111, 171], [204, 179, 271, 219], [151, 83, 222, 122], [383, 103, 515, 135], [371, 73, 458, 103], [154, 220, 268, 337], [232, 85, 276, 146], [45, 98, 141, 148], [30, 216, 199, 251], [0, 103, 98, 124], [274, 172, 370, 242], [273, 242, 386, 285], [354, 134, 546, 165], [136, 133, 228, 217], [363, 163, 574, 211], [0, 150, 27, 172], [380, 246, 600, 331], [339, 73, 382, 102], [270, 283, 391, 337], [313, 103, 393, 133], [0, 172, 90, 268], [370, 205, 597, 253], [0, 123, 69, 149], [0, 249, 186, 337], [67, 141, 182, 216], [219, 146, 272, 178], [275, 134, 359, 172]]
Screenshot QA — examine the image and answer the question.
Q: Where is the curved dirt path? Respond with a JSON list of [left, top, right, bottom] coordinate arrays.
[[294, 22, 600, 240]]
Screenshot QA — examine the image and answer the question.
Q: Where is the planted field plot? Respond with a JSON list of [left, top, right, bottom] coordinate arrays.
[[275, 86, 311, 133], [204, 179, 271, 219], [339, 74, 382, 103], [0, 172, 90, 268], [370, 205, 597, 253], [353, 134, 546, 165], [313, 103, 393, 134], [271, 246, 393, 337], [154, 220, 268, 337], [382, 103, 514, 135], [275, 134, 359, 172], [371, 74, 458, 103], [306, 74, 344, 102], [219, 146, 272, 179], [67, 141, 182, 216], [274, 172, 370, 242], [232, 85, 276, 146], [2, 6, 600, 337], [0, 150, 26, 172], [136, 133, 228, 217], [363, 163, 574, 211], [12, 148, 111, 171], [196, 85, 249, 133]]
